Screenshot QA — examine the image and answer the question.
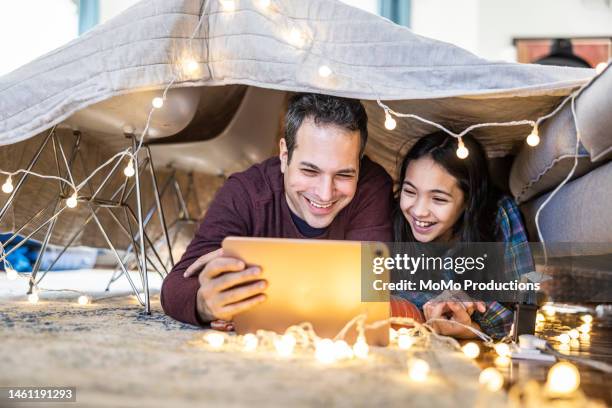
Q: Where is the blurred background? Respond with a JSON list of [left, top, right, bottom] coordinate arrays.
[[0, 0, 610, 77]]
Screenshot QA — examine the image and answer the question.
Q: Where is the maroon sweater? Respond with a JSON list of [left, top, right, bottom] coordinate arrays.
[[160, 155, 393, 326]]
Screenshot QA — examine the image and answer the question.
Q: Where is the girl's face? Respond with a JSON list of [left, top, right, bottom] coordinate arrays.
[[400, 156, 466, 243]]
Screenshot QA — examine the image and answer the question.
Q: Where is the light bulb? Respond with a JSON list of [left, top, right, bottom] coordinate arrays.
[[578, 323, 591, 333], [315, 339, 336, 364], [568, 329, 579, 339], [526, 127, 540, 147], [220, 0, 235, 11], [243, 333, 258, 352], [204, 332, 225, 348], [318, 65, 332, 78], [152, 97, 164, 109], [569, 339, 580, 349], [398, 334, 414, 350], [28, 292, 39, 304], [77, 295, 90, 305], [183, 59, 199, 74], [536, 313, 545, 322], [595, 61, 608, 75], [456, 139, 469, 159], [546, 362, 580, 395], [543, 307, 555, 317], [558, 333, 571, 344], [408, 358, 430, 382], [580, 333, 590, 341], [384, 113, 396, 130], [2, 176, 13, 194], [494, 343, 511, 358], [66, 192, 78, 208], [123, 161, 135, 177], [274, 334, 296, 357], [581, 314, 593, 324], [352, 337, 369, 359], [333, 340, 353, 360], [479, 368, 504, 392], [462, 342, 480, 359], [288, 28, 305, 48], [389, 328, 398, 342], [494, 356, 511, 367], [6, 268, 18, 280]]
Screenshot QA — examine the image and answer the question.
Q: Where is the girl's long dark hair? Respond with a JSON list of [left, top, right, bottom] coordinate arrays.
[[393, 132, 502, 243]]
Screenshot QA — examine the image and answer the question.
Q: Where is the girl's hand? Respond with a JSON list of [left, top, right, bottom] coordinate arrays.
[[423, 299, 484, 339]]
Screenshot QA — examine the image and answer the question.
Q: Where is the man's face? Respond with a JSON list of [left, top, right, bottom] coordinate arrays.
[[280, 118, 361, 229]]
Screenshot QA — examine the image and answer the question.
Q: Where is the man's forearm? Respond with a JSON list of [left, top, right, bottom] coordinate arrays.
[[160, 269, 203, 326]]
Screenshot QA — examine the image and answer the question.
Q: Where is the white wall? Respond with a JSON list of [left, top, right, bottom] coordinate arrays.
[[411, 0, 612, 61]]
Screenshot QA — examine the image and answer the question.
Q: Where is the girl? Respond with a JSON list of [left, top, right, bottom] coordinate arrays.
[[391, 132, 535, 339]]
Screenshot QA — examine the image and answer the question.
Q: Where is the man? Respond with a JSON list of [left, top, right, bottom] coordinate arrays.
[[161, 93, 393, 326]]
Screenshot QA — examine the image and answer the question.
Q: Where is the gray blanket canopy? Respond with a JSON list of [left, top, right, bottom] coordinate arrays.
[[0, 0, 609, 255]]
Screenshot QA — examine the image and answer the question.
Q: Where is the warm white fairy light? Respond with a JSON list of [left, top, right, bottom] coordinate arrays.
[[288, 28, 306, 48], [315, 339, 336, 364], [579, 332, 590, 341], [479, 367, 504, 392], [5, 267, 18, 280], [333, 340, 353, 360], [205, 332, 225, 348], [546, 362, 580, 395], [384, 112, 397, 130], [543, 307, 555, 317], [578, 323, 591, 333], [389, 328, 398, 342], [569, 338, 580, 349], [408, 358, 430, 382], [220, 0, 236, 12], [536, 313, 545, 323], [66, 192, 78, 208], [526, 126, 540, 147], [243, 333, 258, 352], [352, 336, 369, 359], [595, 61, 608, 75], [494, 343, 511, 358], [557, 333, 571, 344], [398, 334, 414, 350], [274, 334, 296, 357], [27, 292, 39, 304], [581, 314, 593, 324], [123, 160, 135, 177], [318, 65, 332, 78], [77, 295, 90, 305], [152, 97, 164, 109], [568, 329, 579, 339], [456, 138, 469, 159], [182, 59, 199, 75], [494, 356, 511, 368], [2, 176, 14, 194], [462, 342, 480, 359]]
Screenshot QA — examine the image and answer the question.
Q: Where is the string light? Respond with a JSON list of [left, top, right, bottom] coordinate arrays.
[[595, 61, 608, 75], [579, 333, 590, 341], [204, 332, 225, 348], [557, 333, 571, 344], [2, 176, 13, 193], [6, 267, 18, 280], [243, 333, 258, 352], [66, 192, 78, 208], [182, 59, 199, 75], [479, 368, 504, 392], [352, 336, 369, 359], [397, 333, 414, 350], [152, 97, 164, 109], [456, 138, 469, 159], [288, 28, 306, 48], [546, 362, 580, 395], [569, 338, 580, 349], [494, 343, 511, 358], [274, 334, 296, 357], [123, 160, 135, 177], [315, 339, 336, 364], [27, 292, 39, 304], [220, 0, 235, 12], [462, 342, 480, 359], [581, 314, 593, 324], [318, 65, 332, 78], [333, 340, 353, 360], [536, 313, 545, 323], [384, 112, 397, 130], [526, 125, 540, 147], [568, 329, 579, 339], [494, 356, 511, 367], [578, 323, 591, 334], [77, 295, 90, 305], [408, 358, 430, 382]]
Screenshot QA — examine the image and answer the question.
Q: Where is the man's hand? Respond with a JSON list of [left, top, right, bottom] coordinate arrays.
[[185, 248, 267, 322], [423, 291, 486, 339]]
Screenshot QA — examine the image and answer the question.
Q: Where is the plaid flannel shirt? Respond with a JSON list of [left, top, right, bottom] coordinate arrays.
[[396, 196, 535, 340]]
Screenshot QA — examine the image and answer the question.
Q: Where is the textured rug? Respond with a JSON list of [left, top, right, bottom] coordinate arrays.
[[0, 296, 506, 407]]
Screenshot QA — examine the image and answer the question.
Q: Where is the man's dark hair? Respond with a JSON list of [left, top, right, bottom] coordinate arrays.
[[284, 93, 368, 162]]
